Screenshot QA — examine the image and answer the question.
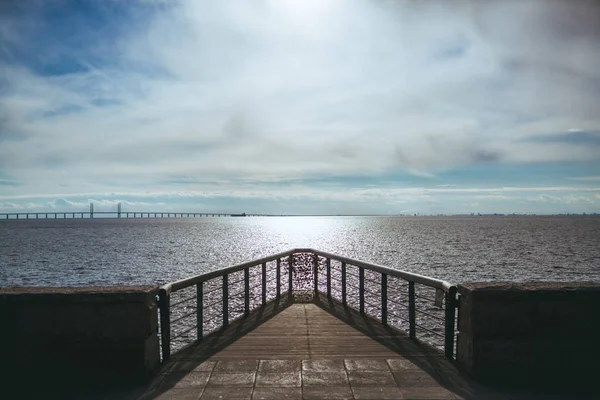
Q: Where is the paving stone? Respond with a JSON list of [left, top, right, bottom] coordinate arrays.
[[427, 358, 460, 372], [207, 372, 256, 387], [344, 359, 390, 371], [200, 387, 253, 400], [400, 386, 456, 399], [171, 360, 216, 373], [255, 372, 301, 387], [302, 371, 349, 387], [159, 362, 178, 376], [352, 386, 405, 399], [142, 374, 167, 396], [393, 371, 443, 387], [302, 359, 346, 372], [348, 370, 397, 386], [258, 360, 301, 372], [153, 387, 203, 400], [435, 370, 501, 398], [251, 387, 303, 400], [387, 358, 433, 371], [302, 386, 354, 400], [161, 372, 211, 389], [214, 360, 259, 372]]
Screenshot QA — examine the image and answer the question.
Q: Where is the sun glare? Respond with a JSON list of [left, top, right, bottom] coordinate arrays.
[[259, 216, 339, 247], [269, 0, 340, 19]]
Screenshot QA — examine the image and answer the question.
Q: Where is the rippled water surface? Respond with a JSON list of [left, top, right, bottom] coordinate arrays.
[[1, 216, 599, 287]]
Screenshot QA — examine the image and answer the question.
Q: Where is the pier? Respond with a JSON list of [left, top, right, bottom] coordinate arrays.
[[146, 299, 468, 400], [1, 249, 599, 398], [0, 202, 263, 219]]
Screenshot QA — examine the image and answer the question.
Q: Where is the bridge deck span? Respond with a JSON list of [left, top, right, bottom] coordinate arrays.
[[0, 212, 263, 219]]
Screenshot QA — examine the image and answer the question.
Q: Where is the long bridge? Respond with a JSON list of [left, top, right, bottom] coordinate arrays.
[[0, 202, 263, 219]]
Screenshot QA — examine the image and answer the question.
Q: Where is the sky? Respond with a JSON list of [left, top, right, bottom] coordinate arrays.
[[1, 0, 599, 215]]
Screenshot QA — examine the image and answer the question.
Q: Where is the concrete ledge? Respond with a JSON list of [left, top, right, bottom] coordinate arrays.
[[0, 286, 160, 391], [456, 282, 600, 389]]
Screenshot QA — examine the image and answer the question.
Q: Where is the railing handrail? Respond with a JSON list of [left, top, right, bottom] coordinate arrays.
[[301, 248, 454, 292], [161, 248, 454, 294], [157, 248, 459, 362], [162, 249, 296, 294]]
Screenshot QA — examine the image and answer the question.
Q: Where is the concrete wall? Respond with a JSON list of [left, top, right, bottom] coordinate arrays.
[[456, 282, 600, 389], [0, 286, 160, 390]]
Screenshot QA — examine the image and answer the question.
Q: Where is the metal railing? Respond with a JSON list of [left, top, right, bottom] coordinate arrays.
[[157, 248, 458, 361]]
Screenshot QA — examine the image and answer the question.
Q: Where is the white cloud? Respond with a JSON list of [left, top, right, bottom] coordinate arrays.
[[1, 0, 599, 213], [526, 193, 596, 205]]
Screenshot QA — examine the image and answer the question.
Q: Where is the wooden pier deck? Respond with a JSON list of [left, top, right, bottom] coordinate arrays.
[[139, 297, 574, 400]]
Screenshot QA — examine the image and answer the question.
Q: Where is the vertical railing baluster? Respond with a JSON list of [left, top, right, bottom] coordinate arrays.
[[196, 282, 203, 340], [381, 274, 387, 325], [262, 262, 267, 305], [326, 258, 331, 298], [341, 261, 347, 305], [158, 288, 171, 361], [288, 254, 293, 294], [359, 267, 365, 314], [444, 286, 457, 359], [408, 281, 416, 339], [314, 254, 319, 296], [276, 258, 281, 299], [244, 267, 250, 315], [223, 274, 229, 327]]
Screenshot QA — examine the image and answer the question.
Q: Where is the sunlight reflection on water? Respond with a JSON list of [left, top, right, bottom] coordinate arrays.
[[1, 216, 599, 286]]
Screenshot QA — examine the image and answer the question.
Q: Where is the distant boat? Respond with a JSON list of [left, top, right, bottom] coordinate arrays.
[[230, 213, 246, 217]]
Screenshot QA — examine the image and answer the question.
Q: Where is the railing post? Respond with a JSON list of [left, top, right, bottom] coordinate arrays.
[[158, 288, 171, 361], [276, 258, 281, 299], [244, 267, 250, 315], [359, 267, 365, 314], [408, 281, 416, 339], [223, 274, 229, 327], [288, 254, 293, 294], [314, 254, 319, 296], [326, 258, 331, 298], [381, 273, 388, 325], [341, 261, 347, 305], [444, 286, 457, 359], [196, 282, 203, 340], [262, 262, 267, 305]]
